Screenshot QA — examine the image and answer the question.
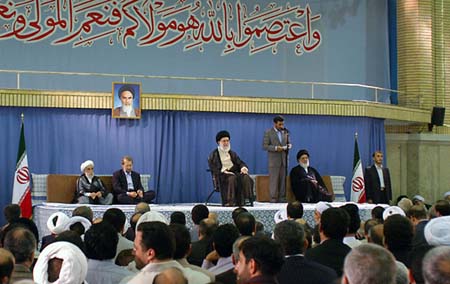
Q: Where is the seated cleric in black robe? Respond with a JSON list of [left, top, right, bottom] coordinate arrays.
[[289, 149, 332, 203], [208, 130, 254, 206]]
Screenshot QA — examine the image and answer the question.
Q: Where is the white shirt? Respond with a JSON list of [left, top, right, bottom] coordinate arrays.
[[201, 256, 234, 275], [343, 236, 362, 248], [218, 148, 233, 172], [375, 164, 385, 188], [86, 259, 135, 284], [124, 170, 134, 190], [115, 234, 134, 260]]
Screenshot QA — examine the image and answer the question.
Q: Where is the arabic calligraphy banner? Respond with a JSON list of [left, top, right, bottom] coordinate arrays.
[[0, 0, 391, 100]]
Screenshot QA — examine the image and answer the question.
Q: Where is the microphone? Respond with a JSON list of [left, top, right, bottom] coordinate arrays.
[[281, 128, 290, 134]]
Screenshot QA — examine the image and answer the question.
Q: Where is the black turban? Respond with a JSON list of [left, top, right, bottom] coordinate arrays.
[[118, 85, 135, 98], [216, 130, 230, 142], [296, 149, 310, 160]]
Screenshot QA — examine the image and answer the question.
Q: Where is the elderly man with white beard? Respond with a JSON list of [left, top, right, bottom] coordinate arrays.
[[208, 130, 254, 206], [76, 160, 113, 204], [289, 149, 331, 203]]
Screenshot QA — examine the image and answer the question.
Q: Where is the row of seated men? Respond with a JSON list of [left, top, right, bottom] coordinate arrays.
[[0, 197, 450, 284], [76, 156, 155, 205]]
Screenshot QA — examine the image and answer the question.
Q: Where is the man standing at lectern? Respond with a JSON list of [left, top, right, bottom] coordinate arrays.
[[263, 115, 292, 202], [112, 156, 155, 204], [364, 151, 392, 204]]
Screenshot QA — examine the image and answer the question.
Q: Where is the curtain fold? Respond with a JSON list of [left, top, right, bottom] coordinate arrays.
[[0, 107, 385, 217]]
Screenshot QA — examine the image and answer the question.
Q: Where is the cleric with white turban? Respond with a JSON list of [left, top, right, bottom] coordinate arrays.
[[76, 160, 113, 205]]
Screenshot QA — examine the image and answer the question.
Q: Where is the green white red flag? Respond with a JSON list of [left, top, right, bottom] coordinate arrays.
[[350, 133, 366, 203], [12, 119, 32, 218]]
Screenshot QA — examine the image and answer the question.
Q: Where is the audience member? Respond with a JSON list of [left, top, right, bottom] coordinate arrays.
[[0, 248, 14, 284], [216, 236, 250, 284], [3, 227, 36, 282], [2, 204, 20, 230], [84, 222, 135, 284], [202, 224, 239, 275], [383, 206, 406, 221], [153, 267, 188, 284], [169, 224, 215, 282], [190, 204, 209, 242], [54, 230, 86, 254], [363, 219, 380, 243], [368, 224, 384, 246], [371, 206, 385, 222], [342, 244, 396, 284], [34, 241, 88, 284], [424, 215, 450, 246], [397, 198, 413, 215], [135, 202, 150, 214], [396, 195, 409, 205], [235, 212, 256, 236], [444, 191, 450, 202], [63, 216, 91, 236], [127, 221, 209, 284], [115, 249, 134, 267], [286, 201, 304, 220], [232, 207, 248, 224], [395, 261, 409, 284], [125, 212, 142, 242], [170, 212, 186, 226], [340, 204, 362, 248], [407, 205, 429, 248], [41, 212, 69, 252], [187, 218, 216, 267], [208, 212, 219, 225], [409, 245, 434, 284], [274, 220, 337, 284], [234, 236, 284, 284], [434, 200, 450, 216], [254, 221, 268, 237], [383, 215, 413, 266], [136, 211, 168, 228], [422, 246, 450, 284], [304, 207, 351, 276], [72, 206, 94, 223], [103, 208, 134, 260]]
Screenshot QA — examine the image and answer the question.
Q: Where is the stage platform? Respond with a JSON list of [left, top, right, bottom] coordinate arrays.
[[33, 202, 385, 240]]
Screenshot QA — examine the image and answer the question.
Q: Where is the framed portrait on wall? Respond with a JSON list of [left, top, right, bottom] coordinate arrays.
[[112, 82, 142, 119]]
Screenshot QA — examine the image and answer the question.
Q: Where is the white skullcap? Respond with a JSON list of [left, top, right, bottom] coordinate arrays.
[[382, 206, 406, 221], [444, 191, 450, 198], [424, 216, 450, 246], [80, 160, 94, 173], [274, 209, 287, 224], [33, 241, 87, 284], [136, 211, 168, 229], [412, 195, 425, 202], [315, 201, 332, 214], [63, 216, 92, 233], [46, 212, 70, 235]]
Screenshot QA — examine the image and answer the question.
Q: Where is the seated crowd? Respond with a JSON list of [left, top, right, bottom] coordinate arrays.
[[0, 194, 449, 284]]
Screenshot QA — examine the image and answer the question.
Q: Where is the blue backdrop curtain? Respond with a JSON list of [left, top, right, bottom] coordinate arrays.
[[0, 107, 385, 222]]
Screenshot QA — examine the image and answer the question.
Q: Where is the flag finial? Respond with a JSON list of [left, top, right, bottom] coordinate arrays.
[[354, 132, 358, 138], [20, 113, 24, 122]]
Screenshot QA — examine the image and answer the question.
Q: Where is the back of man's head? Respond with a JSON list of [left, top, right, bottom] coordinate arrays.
[[368, 224, 384, 246], [422, 246, 450, 284], [169, 224, 191, 260], [371, 206, 385, 222], [191, 204, 209, 225], [383, 215, 413, 251], [287, 201, 304, 219], [235, 212, 256, 236], [198, 218, 218, 238], [130, 212, 142, 231], [340, 204, 361, 234], [137, 221, 175, 261], [364, 219, 380, 236], [409, 245, 434, 284], [408, 205, 428, 220], [3, 204, 20, 224], [3, 226, 36, 265], [135, 202, 150, 214], [213, 224, 239, 258], [0, 248, 14, 282], [239, 236, 284, 277], [434, 200, 450, 216], [320, 208, 350, 240], [72, 206, 93, 223], [84, 222, 118, 260], [343, 243, 396, 284], [153, 267, 187, 284], [170, 211, 186, 226], [232, 207, 248, 224], [54, 230, 86, 254], [273, 220, 305, 256], [103, 208, 126, 233]]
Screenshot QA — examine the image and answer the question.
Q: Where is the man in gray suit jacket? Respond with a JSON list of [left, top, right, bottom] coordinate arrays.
[[263, 115, 291, 202]]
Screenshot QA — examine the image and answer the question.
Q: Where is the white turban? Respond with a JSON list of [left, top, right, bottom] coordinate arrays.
[[63, 216, 92, 233], [47, 212, 70, 235], [412, 195, 425, 202], [424, 216, 450, 246], [33, 241, 87, 284], [80, 160, 94, 173], [136, 211, 168, 229], [274, 209, 287, 224], [382, 206, 406, 221], [315, 201, 332, 214]]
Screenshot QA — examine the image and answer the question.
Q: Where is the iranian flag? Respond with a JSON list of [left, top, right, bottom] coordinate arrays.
[[12, 119, 32, 218], [350, 133, 366, 203]]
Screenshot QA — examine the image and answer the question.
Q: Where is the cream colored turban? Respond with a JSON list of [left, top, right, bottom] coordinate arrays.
[[47, 212, 70, 235], [424, 216, 450, 246], [80, 160, 94, 173], [136, 211, 168, 229]]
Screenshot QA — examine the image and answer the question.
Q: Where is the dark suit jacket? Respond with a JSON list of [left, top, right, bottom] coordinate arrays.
[[208, 149, 248, 175], [304, 239, 351, 277], [412, 220, 429, 248], [277, 255, 337, 284], [187, 236, 214, 267], [290, 165, 329, 203], [112, 170, 144, 196], [364, 165, 392, 204], [216, 268, 236, 284]]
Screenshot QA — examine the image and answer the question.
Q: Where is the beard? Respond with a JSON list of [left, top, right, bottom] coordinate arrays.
[[219, 143, 231, 152], [300, 160, 309, 169], [86, 172, 94, 182], [122, 105, 133, 115]]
